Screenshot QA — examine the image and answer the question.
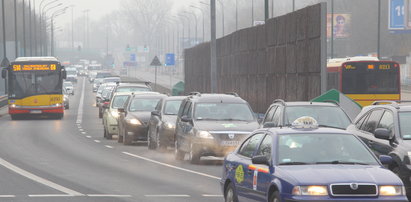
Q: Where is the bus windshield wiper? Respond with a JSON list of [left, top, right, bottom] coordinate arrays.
[[315, 161, 369, 165]]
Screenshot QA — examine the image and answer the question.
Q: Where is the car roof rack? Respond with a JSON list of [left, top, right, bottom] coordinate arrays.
[[321, 100, 340, 106], [273, 99, 286, 105], [225, 92, 239, 97], [189, 92, 201, 96], [372, 100, 400, 109]]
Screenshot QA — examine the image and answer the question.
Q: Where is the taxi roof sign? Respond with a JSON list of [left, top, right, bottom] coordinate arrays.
[[292, 116, 319, 129]]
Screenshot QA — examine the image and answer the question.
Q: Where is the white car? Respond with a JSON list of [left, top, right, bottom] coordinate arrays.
[[63, 81, 74, 95]]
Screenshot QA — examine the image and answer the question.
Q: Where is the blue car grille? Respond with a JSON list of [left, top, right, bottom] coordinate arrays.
[[330, 184, 377, 196]]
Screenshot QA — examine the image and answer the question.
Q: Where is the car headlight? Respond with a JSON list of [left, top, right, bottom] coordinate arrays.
[[379, 186, 405, 196], [51, 103, 62, 107], [196, 131, 214, 139], [164, 122, 175, 129], [9, 104, 16, 108], [292, 186, 328, 196], [111, 111, 119, 118], [127, 118, 142, 125]]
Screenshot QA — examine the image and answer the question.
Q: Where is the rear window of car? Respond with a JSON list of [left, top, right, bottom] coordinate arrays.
[[164, 100, 183, 115], [129, 98, 161, 112], [111, 95, 129, 109], [116, 86, 151, 92], [285, 106, 351, 129]]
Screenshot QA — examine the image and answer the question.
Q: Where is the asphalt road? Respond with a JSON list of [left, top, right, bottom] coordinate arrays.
[[0, 77, 223, 202]]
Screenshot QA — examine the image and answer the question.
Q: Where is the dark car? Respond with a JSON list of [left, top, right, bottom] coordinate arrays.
[[118, 93, 167, 145], [221, 117, 407, 202], [347, 101, 411, 199], [174, 93, 260, 164], [261, 99, 351, 129], [147, 96, 185, 150]]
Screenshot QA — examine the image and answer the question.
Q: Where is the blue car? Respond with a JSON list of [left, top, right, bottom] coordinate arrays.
[[221, 117, 408, 202]]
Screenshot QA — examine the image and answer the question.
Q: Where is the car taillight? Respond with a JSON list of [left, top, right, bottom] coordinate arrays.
[[103, 102, 110, 106]]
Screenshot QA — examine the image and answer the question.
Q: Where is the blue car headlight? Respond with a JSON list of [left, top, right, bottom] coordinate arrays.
[[292, 186, 328, 196]]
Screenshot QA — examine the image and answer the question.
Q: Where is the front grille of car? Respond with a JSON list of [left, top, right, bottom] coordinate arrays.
[[330, 183, 377, 196], [209, 131, 250, 141]]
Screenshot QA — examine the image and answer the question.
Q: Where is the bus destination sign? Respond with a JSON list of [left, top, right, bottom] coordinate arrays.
[[12, 64, 57, 71]]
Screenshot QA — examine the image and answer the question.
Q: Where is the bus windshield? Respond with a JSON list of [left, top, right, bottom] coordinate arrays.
[[9, 71, 62, 99], [341, 62, 399, 94]]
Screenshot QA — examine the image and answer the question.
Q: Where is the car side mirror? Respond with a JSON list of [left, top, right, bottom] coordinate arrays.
[[118, 108, 125, 113], [374, 128, 391, 140], [263, 122, 276, 128], [1, 68, 6, 79], [181, 115, 192, 123], [252, 155, 270, 166], [379, 155, 393, 165], [151, 111, 161, 117], [62, 70, 67, 79]]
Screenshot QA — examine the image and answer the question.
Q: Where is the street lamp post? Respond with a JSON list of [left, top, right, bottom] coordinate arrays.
[[43, 3, 63, 55], [178, 14, 191, 48], [23, 0, 26, 56], [183, 11, 198, 45], [50, 7, 67, 56], [14, 0, 18, 58], [40, 0, 60, 55], [190, 5, 206, 42], [1, 0, 9, 67], [252, 0, 254, 26], [217, 0, 224, 36]]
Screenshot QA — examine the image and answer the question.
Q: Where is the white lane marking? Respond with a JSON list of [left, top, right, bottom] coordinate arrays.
[[202, 194, 223, 197], [145, 195, 190, 197], [104, 145, 113, 149], [81, 132, 86, 135], [79, 129, 84, 132], [28, 194, 74, 197], [0, 195, 15, 198], [76, 78, 86, 124], [94, 140, 101, 143], [86, 136, 91, 139], [87, 194, 132, 197], [122, 152, 220, 180], [0, 158, 83, 196]]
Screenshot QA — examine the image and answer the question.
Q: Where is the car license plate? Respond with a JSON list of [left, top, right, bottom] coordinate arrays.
[[221, 141, 240, 146], [30, 110, 42, 114]]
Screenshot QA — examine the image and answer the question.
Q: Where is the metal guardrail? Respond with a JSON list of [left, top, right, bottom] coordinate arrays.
[[0, 95, 7, 108]]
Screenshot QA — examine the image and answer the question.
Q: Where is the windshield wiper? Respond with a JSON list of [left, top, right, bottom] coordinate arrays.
[[279, 162, 309, 165], [315, 161, 369, 165], [221, 118, 250, 121], [318, 125, 345, 130]]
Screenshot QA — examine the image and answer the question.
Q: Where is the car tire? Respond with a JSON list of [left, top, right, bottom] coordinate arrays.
[[224, 182, 238, 202], [118, 128, 124, 143], [269, 191, 281, 202], [174, 140, 185, 160], [123, 129, 132, 145], [189, 143, 200, 164], [147, 131, 156, 150], [156, 129, 166, 151], [103, 127, 107, 138]]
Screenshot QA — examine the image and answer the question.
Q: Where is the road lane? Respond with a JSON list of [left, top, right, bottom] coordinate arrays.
[[0, 78, 223, 202]]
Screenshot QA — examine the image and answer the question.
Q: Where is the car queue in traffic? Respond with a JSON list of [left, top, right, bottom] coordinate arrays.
[[55, 59, 411, 202]]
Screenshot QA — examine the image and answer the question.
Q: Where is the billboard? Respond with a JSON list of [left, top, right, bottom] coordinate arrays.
[[327, 14, 351, 38]]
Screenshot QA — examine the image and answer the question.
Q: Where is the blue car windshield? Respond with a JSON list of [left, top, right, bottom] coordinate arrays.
[[399, 112, 411, 140], [277, 134, 379, 165], [285, 106, 351, 129]]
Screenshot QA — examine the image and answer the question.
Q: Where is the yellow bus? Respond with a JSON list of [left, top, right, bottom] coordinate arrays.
[[327, 57, 401, 107], [1, 57, 66, 119]]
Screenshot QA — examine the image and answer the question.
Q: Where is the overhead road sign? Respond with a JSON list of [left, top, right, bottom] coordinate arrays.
[[165, 53, 175, 66], [389, 0, 405, 30]]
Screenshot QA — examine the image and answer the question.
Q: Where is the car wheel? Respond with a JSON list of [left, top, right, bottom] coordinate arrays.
[[147, 130, 156, 150], [156, 129, 166, 151], [118, 128, 124, 143], [269, 191, 281, 202], [174, 140, 185, 160], [123, 129, 132, 145], [103, 127, 107, 138], [224, 182, 238, 202], [189, 142, 200, 164]]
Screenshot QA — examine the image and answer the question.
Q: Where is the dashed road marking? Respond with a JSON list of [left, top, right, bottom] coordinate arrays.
[[76, 78, 86, 124], [0, 195, 15, 198], [81, 132, 86, 135], [202, 194, 223, 197], [28, 194, 74, 197], [122, 152, 220, 180], [79, 129, 84, 132], [0, 158, 83, 196], [87, 194, 132, 197], [86, 136, 91, 139], [94, 140, 101, 143], [145, 194, 190, 197], [104, 145, 113, 149]]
